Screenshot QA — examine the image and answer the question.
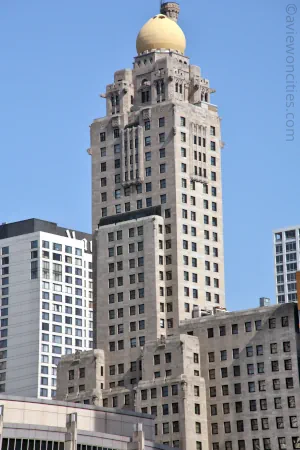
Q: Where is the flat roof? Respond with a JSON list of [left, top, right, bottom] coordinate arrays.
[[0, 219, 91, 250], [0, 394, 154, 420], [180, 302, 297, 327]]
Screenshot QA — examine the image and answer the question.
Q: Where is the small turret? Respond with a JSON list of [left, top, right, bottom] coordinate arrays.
[[160, 2, 180, 22]]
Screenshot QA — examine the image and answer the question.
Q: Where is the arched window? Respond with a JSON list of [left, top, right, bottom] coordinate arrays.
[[205, 93, 208, 102], [175, 83, 179, 93]]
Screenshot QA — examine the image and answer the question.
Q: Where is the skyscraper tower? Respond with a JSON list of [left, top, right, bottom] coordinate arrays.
[[58, 3, 225, 449], [91, 1, 225, 342]]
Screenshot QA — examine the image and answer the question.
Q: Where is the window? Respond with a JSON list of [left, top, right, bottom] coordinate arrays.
[[162, 404, 169, 415], [292, 437, 300, 449], [273, 378, 280, 390], [251, 419, 258, 431], [234, 366, 241, 377], [255, 319, 262, 330], [246, 346, 253, 357], [237, 420, 244, 432], [159, 133, 165, 143], [220, 350, 227, 361], [245, 321, 252, 332], [159, 117, 165, 127], [285, 358, 292, 370], [224, 422, 231, 433], [161, 386, 169, 398], [209, 369, 216, 380], [258, 381, 265, 392], [274, 397, 282, 409], [233, 348, 239, 359], [160, 163, 166, 173], [234, 383, 241, 394], [260, 398, 267, 410], [208, 328, 214, 338], [210, 386, 216, 397], [249, 399, 257, 411], [261, 418, 269, 430], [232, 324, 238, 335], [278, 438, 286, 450], [253, 439, 260, 449], [270, 342, 277, 354], [257, 362, 264, 373], [212, 423, 218, 435], [288, 395, 296, 408], [208, 352, 215, 363], [219, 325, 226, 336], [222, 385, 229, 395]]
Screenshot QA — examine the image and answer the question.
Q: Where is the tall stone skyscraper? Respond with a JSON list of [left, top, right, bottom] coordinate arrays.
[[90, 2, 225, 342], [57, 5, 300, 450], [59, 3, 225, 448]]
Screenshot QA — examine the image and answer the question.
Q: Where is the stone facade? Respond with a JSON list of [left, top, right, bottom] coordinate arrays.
[[57, 303, 300, 450], [180, 303, 300, 450]]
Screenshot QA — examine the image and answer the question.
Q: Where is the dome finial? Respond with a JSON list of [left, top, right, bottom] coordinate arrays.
[[160, 2, 180, 22]]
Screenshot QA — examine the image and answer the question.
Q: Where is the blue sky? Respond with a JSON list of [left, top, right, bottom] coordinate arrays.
[[0, 0, 299, 311]]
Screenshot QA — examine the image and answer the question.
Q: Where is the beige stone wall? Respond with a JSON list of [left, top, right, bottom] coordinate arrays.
[[180, 303, 300, 449], [136, 335, 209, 450], [56, 350, 105, 405]]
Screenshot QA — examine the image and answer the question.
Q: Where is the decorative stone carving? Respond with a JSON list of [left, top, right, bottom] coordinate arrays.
[[111, 116, 120, 127], [142, 109, 151, 120], [160, 2, 180, 22]]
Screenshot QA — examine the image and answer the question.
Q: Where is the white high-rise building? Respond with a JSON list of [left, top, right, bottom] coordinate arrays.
[[273, 226, 299, 304], [0, 218, 93, 399]]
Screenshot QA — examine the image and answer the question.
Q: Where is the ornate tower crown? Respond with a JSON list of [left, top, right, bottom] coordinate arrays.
[[160, 2, 180, 22]]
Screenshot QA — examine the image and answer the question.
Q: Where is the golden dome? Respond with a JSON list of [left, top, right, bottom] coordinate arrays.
[[136, 14, 186, 55]]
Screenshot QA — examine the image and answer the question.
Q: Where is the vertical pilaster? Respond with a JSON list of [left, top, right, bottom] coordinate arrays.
[[65, 413, 77, 450], [0, 405, 4, 449]]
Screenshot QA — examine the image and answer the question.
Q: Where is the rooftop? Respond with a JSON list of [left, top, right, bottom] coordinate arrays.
[[0, 218, 91, 248]]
